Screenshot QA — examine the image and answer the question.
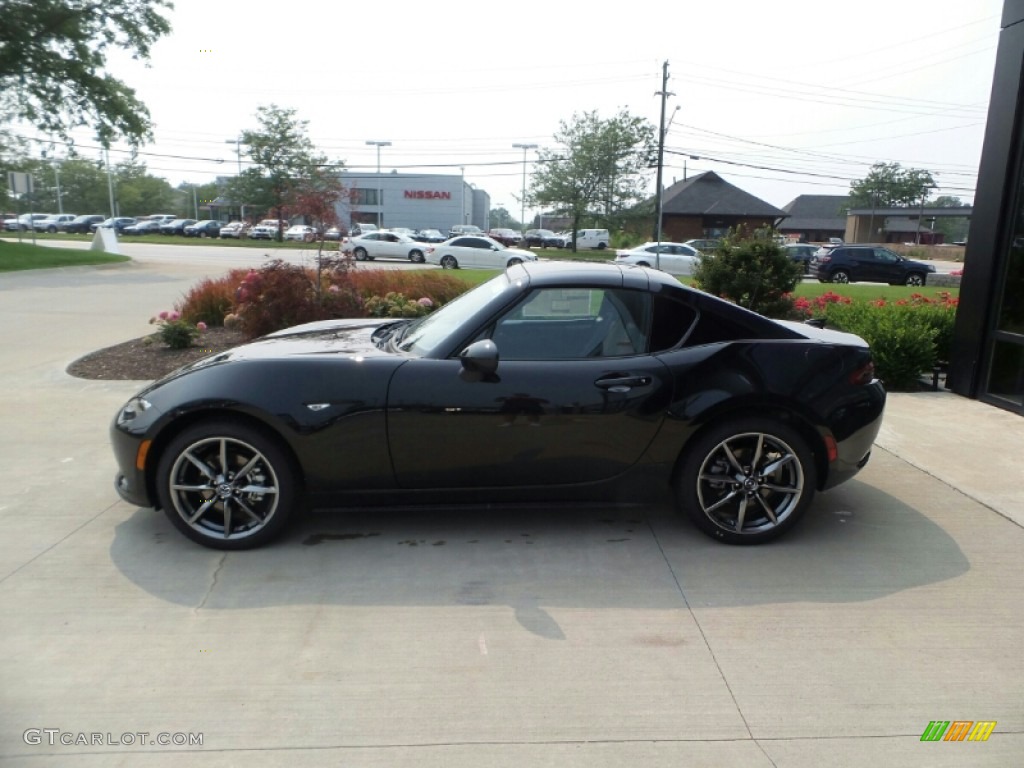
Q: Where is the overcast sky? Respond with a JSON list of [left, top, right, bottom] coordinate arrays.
[[48, 0, 1005, 218]]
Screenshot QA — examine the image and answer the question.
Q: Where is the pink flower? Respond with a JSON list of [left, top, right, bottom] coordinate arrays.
[[169, 311, 181, 321], [328, 284, 340, 294], [417, 297, 433, 307], [196, 321, 207, 331], [158, 310, 169, 320]]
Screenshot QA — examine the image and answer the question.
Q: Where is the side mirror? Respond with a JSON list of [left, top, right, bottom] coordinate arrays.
[[459, 339, 499, 377]]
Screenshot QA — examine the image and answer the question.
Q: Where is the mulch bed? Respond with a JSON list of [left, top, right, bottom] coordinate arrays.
[[67, 326, 248, 381]]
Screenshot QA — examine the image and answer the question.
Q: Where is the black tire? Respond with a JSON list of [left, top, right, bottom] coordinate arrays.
[[830, 269, 851, 284], [409, 249, 425, 263], [905, 272, 926, 287], [597, 242, 607, 250], [440, 255, 458, 269], [200, 232, 208, 238], [47, 225, 57, 233], [676, 417, 817, 545], [354, 247, 368, 261], [637, 261, 651, 267], [156, 420, 297, 550]]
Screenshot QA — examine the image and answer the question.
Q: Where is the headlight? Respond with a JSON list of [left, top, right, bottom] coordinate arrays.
[[117, 397, 152, 425]]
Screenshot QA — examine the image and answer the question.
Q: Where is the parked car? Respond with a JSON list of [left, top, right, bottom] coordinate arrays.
[[349, 223, 378, 237], [614, 242, 701, 277], [571, 228, 611, 250], [64, 214, 106, 234], [386, 227, 416, 237], [93, 217, 138, 234], [219, 221, 250, 239], [522, 229, 562, 248], [5, 213, 50, 231], [109, 261, 886, 550], [684, 238, 721, 252], [184, 220, 224, 238], [248, 225, 276, 240], [413, 228, 446, 243], [810, 245, 936, 286], [33, 214, 77, 233], [781, 243, 819, 275], [323, 226, 345, 241], [343, 232, 431, 263], [283, 225, 318, 242], [159, 218, 197, 236], [146, 214, 178, 225], [487, 228, 522, 246], [448, 224, 483, 238], [123, 220, 165, 236], [425, 236, 536, 270]]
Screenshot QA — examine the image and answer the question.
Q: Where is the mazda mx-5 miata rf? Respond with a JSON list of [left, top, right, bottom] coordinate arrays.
[[111, 261, 886, 550]]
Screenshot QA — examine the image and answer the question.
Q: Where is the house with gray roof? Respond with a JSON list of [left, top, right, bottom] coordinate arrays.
[[778, 195, 850, 242], [657, 172, 788, 241]]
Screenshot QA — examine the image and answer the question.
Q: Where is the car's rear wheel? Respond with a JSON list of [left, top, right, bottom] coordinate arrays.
[[440, 255, 458, 269], [156, 421, 297, 550], [905, 272, 926, 286], [677, 417, 816, 545], [830, 269, 851, 284], [637, 261, 651, 267], [507, 257, 523, 266], [409, 249, 425, 263], [354, 247, 368, 261]]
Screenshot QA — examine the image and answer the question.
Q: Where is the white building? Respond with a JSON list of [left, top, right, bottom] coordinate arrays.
[[337, 171, 490, 233]]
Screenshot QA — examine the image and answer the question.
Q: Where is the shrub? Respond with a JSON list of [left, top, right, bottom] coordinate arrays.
[[347, 269, 467, 306], [365, 292, 435, 318], [177, 272, 246, 327], [692, 228, 802, 318], [149, 310, 206, 350], [234, 261, 328, 339]]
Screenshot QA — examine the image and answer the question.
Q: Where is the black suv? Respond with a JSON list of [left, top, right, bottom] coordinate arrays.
[[810, 245, 936, 286]]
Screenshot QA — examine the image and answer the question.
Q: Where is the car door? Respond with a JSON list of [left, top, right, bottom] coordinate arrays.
[[871, 247, 903, 282], [386, 286, 673, 489], [454, 237, 494, 268]]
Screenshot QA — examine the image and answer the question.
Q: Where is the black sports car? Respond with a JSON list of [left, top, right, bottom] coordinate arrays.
[[111, 262, 886, 550]]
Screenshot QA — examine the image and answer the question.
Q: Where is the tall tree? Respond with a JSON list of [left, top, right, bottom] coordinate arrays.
[[0, 0, 173, 147], [227, 105, 338, 240], [849, 162, 936, 208], [529, 109, 655, 247]]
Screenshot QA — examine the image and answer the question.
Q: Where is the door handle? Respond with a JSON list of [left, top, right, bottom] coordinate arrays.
[[594, 375, 652, 391]]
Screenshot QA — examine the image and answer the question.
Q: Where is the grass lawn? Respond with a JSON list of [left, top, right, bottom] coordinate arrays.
[[25, 231, 342, 251], [431, 264, 959, 302], [0, 241, 130, 272]]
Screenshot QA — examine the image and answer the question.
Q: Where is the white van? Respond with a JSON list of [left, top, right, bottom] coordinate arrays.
[[571, 229, 610, 250]]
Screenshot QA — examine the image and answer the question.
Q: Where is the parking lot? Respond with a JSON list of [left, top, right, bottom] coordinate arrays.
[[0, 248, 1021, 766]]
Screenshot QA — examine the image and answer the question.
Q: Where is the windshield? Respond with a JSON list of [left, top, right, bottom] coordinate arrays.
[[397, 272, 514, 356]]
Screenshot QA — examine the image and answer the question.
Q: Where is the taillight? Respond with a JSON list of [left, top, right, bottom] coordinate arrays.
[[816, 255, 831, 263], [849, 360, 875, 386]]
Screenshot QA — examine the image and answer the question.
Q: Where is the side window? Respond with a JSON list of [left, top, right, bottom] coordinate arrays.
[[874, 248, 898, 262], [651, 296, 698, 351], [490, 288, 651, 360]]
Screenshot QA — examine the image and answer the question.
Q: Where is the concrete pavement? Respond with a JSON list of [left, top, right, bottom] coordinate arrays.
[[0, 254, 1021, 767]]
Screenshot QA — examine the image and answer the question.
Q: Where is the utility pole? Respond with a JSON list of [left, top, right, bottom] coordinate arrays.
[[653, 60, 674, 270], [512, 142, 537, 233]]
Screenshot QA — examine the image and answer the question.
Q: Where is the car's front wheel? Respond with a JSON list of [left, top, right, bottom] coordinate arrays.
[[677, 418, 816, 545], [507, 257, 523, 266], [905, 272, 926, 286], [830, 269, 851, 284], [440, 255, 458, 269], [353, 247, 368, 261], [156, 421, 297, 550]]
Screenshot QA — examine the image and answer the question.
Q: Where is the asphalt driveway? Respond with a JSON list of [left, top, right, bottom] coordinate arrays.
[[0, 255, 1020, 767]]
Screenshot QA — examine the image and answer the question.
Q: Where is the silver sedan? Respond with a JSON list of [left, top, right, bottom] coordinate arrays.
[[343, 232, 431, 263]]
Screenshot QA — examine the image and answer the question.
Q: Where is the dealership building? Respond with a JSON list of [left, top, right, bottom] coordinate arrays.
[[336, 171, 490, 233]]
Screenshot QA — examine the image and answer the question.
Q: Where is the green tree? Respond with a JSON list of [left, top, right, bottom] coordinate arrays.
[[849, 162, 936, 208], [227, 105, 337, 240], [113, 160, 177, 216], [489, 206, 519, 229], [929, 195, 970, 243], [0, 0, 173, 147], [47, 157, 110, 214], [692, 228, 802, 318], [529, 110, 655, 248]]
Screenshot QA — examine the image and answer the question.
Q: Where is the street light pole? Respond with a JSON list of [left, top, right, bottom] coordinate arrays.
[[366, 140, 391, 228], [225, 137, 245, 221], [512, 142, 537, 233]]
